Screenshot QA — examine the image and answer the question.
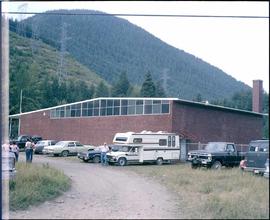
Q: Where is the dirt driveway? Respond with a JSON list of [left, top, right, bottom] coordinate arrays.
[[10, 155, 180, 219]]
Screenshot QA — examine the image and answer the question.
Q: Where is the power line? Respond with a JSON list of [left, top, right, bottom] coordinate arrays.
[[2, 11, 269, 19]]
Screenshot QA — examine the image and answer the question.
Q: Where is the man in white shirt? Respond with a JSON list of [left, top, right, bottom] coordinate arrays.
[[100, 143, 109, 165]]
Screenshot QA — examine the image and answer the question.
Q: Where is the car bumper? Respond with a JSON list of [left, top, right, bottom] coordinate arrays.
[[244, 167, 265, 174], [187, 158, 212, 167]]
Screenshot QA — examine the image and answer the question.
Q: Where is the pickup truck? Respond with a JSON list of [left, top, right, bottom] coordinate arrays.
[[187, 142, 245, 169], [14, 135, 42, 150]]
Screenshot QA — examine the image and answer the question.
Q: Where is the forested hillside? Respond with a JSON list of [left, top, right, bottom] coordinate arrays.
[[19, 9, 250, 100], [9, 31, 106, 114]]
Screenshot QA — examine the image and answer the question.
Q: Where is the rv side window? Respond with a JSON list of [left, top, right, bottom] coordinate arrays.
[[115, 137, 127, 142], [159, 139, 167, 146], [172, 136, 175, 147], [133, 138, 142, 143], [168, 136, 171, 147]]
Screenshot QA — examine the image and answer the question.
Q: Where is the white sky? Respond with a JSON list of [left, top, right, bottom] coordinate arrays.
[[2, 1, 269, 92]]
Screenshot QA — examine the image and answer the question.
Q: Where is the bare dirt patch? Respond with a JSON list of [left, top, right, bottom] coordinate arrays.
[[9, 155, 180, 219]]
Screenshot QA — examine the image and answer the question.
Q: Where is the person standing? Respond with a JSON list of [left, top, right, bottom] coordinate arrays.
[[29, 140, 35, 162], [100, 143, 109, 165], [25, 139, 32, 163], [10, 141, 19, 162]]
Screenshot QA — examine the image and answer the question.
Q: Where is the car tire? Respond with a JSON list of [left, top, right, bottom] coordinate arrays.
[[191, 163, 198, 169], [93, 156, 100, 163], [211, 161, 222, 170], [156, 157, 163, 165], [118, 157, 127, 166], [61, 150, 69, 157], [83, 159, 89, 163]]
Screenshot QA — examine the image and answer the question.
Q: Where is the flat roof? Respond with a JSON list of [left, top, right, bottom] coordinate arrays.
[[9, 97, 266, 118]]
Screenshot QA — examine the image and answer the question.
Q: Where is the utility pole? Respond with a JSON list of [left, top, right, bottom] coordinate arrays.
[[18, 89, 23, 136], [161, 68, 170, 94]]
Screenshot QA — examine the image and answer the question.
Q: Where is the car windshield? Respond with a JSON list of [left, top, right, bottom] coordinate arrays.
[[205, 143, 226, 152], [36, 141, 46, 145]]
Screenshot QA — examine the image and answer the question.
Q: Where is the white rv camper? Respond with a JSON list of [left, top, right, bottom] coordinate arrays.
[[106, 131, 180, 166]]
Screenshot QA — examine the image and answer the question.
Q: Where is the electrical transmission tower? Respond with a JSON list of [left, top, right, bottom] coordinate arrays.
[[16, 3, 28, 36], [57, 21, 70, 84]]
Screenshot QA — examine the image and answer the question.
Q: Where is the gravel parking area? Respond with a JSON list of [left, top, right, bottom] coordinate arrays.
[[9, 155, 180, 219]]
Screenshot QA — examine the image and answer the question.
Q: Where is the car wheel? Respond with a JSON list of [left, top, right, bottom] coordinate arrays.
[[211, 161, 222, 170], [191, 163, 198, 169], [156, 157, 163, 165], [118, 157, 127, 166], [83, 159, 89, 163], [93, 156, 100, 163], [61, 150, 69, 157]]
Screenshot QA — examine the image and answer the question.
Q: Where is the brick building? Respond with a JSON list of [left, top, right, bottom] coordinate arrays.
[[9, 80, 265, 160]]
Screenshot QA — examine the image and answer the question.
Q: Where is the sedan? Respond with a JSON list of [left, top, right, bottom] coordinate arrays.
[[34, 140, 58, 154], [43, 141, 95, 157]]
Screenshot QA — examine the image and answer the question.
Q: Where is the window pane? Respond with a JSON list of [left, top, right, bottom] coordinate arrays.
[[135, 105, 143, 115], [114, 100, 120, 107], [82, 102, 87, 108], [100, 108, 106, 116], [162, 104, 169, 113], [159, 139, 167, 146], [145, 100, 152, 105], [114, 107, 120, 115], [82, 109, 88, 116], [144, 105, 152, 114], [87, 109, 93, 116], [153, 100, 161, 104], [107, 107, 113, 116], [153, 104, 161, 114], [128, 106, 135, 115], [121, 99, 128, 106], [94, 100, 99, 108], [88, 101, 93, 108], [101, 100, 106, 108], [66, 109, 71, 117], [107, 100, 113, 107], [71, 110, 76, 117], [128, 100, 136, 105], [136, 100, 143, 105], [93, 108, 99, 116], [121, 106, 128, 115], [75, 109, 81, 117]]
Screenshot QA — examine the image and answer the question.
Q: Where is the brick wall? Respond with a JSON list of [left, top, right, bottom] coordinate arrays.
[[172, 102, 263, 145], [20, 110, 172, 146]]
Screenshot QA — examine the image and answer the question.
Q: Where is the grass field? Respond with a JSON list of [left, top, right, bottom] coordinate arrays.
[[126, 163, 269, 219], [9, 162, 71, 211]]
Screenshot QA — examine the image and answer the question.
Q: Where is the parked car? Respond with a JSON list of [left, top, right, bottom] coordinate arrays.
[[264, 158, 269, 178], [14, 134, 42, 150], [34, 140, 58, 154], [2, 150, 16, 180], [78, 145, 120, 163], [240, 139, 269, 175], [15, 135, 32, 150], [42, 141, 95, 157]]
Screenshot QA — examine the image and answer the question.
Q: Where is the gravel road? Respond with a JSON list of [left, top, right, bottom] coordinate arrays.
[[9, 155, 180, 219]]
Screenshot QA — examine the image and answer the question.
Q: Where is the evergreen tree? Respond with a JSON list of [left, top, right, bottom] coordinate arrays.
[[111, 71, 131, 97], [155, 80, 166, 97], [140, 71, 156, 97], [95, 81, 110, 98]]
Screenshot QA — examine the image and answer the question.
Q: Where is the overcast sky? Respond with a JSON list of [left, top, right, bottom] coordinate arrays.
[[2, 1, 269, 92]]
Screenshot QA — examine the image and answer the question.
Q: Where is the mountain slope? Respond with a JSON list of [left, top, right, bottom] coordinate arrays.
[[22, 9, 250, 100]]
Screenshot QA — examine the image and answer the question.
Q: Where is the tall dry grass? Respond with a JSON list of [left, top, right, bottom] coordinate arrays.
[[127, 163, 269, 219], [9, 162, 71, 211]]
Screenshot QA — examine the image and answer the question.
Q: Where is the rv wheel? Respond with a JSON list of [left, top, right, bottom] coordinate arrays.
[[156, 158, 163, 165], [118, 157, 127, 166]]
